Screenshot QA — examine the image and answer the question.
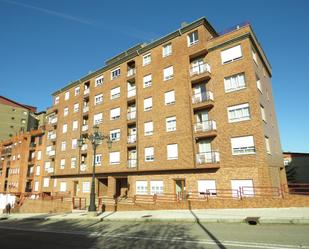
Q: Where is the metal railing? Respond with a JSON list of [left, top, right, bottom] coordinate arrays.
[[127, 135, 137, 144], [127, 68, 136, 77], [83, 106, 89, 113], [127, 111, 136, 120], [84, 88, 90, 95], [48, 150, 56, 157], [190, 63, 211, 76], [50, 117, 58, 124], [127, 88, 136, 98], [82, 124, 88, 132], [196, 151, 220, 164], [192, 91, 214, 104], [194, 120, 216, 133], [128, 159, 137, 168], [50, 133, 57, 140]]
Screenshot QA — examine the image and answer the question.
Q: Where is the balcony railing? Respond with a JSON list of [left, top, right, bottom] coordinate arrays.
[[1, 148, 12, 155], [80, 164, 87, 171], [50, 133, 57, 140], [81, 144, 88, 151], [49, 150, 56, 157], [128, 159, 137, 168], [196, 151, 220, 164], [190, 63, 211, 76], [127, 68, 136, 77], [194, 120, 217, 133], [127, 111, 136, 120], [84, 88, 90, 95], [127, 88, 136, 98], [127, 134, 137, 144], [83, 106, 89, 113], [47, 167, 54, 173], [82, 124, 89, 132], [192, 91, 214, 104], [50, 117, 58, 124]]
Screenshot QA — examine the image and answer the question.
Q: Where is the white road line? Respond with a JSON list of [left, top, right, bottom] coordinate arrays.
[[0, 225, 307, 249]]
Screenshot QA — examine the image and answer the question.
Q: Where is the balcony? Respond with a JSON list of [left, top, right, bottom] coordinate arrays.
[[127, 111, 136, 122], [192, 91, 214, 110], [47, 167, 54, 174], [194, 120, 217, 138], [127, 88, 136, 99], [84, 88, 90, 96], [48, 150, 56, 157], [83, 106, 89, 114], [127, 68, 136, 78], [189, 63, 211, 83], [127, 159, 137, 168], [196, 151, 220, 168], [127, 135, 137, 145], [27, 171, 34, 178], [81, 144, 88, 151], [82, 124, 89, 132], [1, 148, 12, 156], [50, 133, 57, 140], [80, 164, 87, 172]]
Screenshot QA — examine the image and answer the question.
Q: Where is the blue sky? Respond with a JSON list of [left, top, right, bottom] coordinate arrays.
[[0, 0, 308, 152]]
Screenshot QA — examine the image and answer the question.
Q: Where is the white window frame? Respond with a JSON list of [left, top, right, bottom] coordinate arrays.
[[60, 159, 65, 169], [163, 66, 174, 81], [143, 74, 152, 88], [35, 165, 40, 176], [164, 90, 175, 105], [43, 178, 50, 188], [187, 30, 199, 46], [94, 154, 102, 166], [109, 151, 120, 165], [61, 141, 66, 151], [227, 103, 250, 123], [221, 45, 243, 64], [150, 180, 164, 195], [144, 97, 152, 111], [110, 107, 120, 120], [231, 136, 255, 155], [82, 182, 90, 193], [144, 121, 153, 136], [54, 96, 59, 105], [110, 129, 121, 141], [136, 181, 148, 195], [198, 180, 217, 196], [73, 103, 79, 113], [142, 53, 151, 66], [166, 116, 176, 132], [71, 157, 77, 168], [72, 120, 78, 131], [74, 87, 80, 96], [71, 138, 77, 149], [95, 75, 104, 87], [224, 73, 246, 93], [64, 91, 70, 101], [145, 147, 154, 162], [162, 43, 172, 57], [94, 93, 103, 105], [63, 107, 69, 117], [111, 68, 120, 80], [110, 87, 120, 100], [62, 124, 67, 134], [265, 136, 271, 154], [60, 182, 67, 192], [167, 144, 178, 160], [93, 113, 103, 125]]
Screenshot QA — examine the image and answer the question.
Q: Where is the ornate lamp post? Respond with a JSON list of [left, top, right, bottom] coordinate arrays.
[[77, 125, 112, 213]]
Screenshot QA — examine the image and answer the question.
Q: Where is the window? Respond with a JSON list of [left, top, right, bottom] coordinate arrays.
[[72, 120, 78, 131], [94, 154, 102, 166], [54, 96, 59, 105], [61, 141, 66, 151], [63, 107, 69, 117], [252, 48, 258, 65], [163, 66, 173, 81], [227, 103, 250, 123], [94, 93, 103, 105], [143, 74, 152, 88], [284, 159, 291, 166], [72, 139, 77, 149], [111, 68, 120, 80], [231, 179, 254, 197], [145, 147, 154, 162], [221, 45, 242, 64], [37, 151, 42, 160], [136, 181, 148, 195], [187, 30, 199, 46], [150, 181, 164, 194], [256, 76, 262, 93], [71, 157, 77, 168], [198, 180, 216, 196], [34, 181, 39, 192], [167, 144, 178, 160], [143, 53, 151, 66], [64, 91, 70, 100], [265, 136, 271, 154], [144, 97, 152, 111], [60, 182, 67, 192], [60, 159, 65, 169], [74, 87, 80, 96], [95, 75, 104, 87], [94, 113, 103, 124], [110, 107, 120, 120], [110, 129, 120, 141], [144, 121, 153, 136], [109, 151, 120, 165], [224, 73, 246, 92], [166, 116, 176, 132], [231, 136, 255, 155], [260, 105, 266, 122], [82, 182, 90, 193], [164, 90, 175, 105], [36, 166, 40, 176], [73, 103, 79, 113], [111, 87, 120, 99], [163, 43, 172, 57], [43, 178, 50, 188], [62, 124, 68, 133]]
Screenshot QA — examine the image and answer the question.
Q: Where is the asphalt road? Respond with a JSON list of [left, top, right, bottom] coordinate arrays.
[[0, 219, 308, 249]]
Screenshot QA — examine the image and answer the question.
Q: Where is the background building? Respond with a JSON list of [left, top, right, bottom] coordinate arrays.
[[284, 152, 309, 183], [0, 96, 40, 141]]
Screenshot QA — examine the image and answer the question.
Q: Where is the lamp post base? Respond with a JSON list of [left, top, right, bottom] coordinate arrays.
[[87, 211, 98, 217]]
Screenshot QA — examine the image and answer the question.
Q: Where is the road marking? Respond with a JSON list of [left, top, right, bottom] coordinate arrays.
[[0, 225, 307, 249]]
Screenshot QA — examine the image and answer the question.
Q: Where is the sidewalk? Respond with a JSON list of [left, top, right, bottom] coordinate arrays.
[[1, 207, 309, 224]]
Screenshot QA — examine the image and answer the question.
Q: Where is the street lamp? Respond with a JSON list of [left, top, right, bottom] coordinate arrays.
[[77, 125, 112, 213]]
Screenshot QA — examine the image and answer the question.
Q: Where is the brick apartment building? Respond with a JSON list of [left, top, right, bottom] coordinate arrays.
[[0, 17, 286, 203]]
